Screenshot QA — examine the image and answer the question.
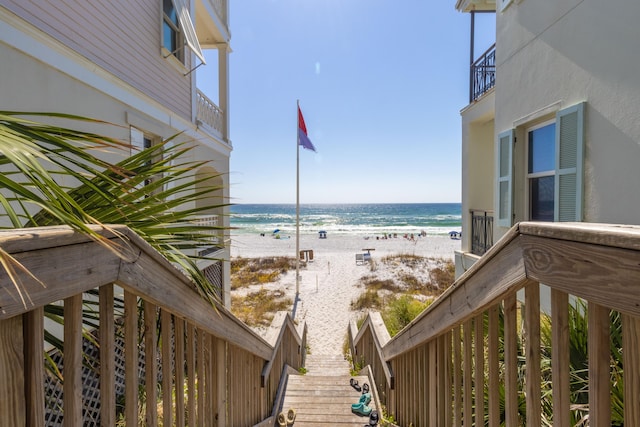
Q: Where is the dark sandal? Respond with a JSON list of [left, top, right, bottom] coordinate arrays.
[[350, 378, 362, 392], [362, 383, 370, 394], [369, 410, 379, 426]]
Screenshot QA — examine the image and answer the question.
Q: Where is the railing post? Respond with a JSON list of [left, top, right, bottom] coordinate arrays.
[[24, 307, 45, 426], [0, 315, 25, 427]]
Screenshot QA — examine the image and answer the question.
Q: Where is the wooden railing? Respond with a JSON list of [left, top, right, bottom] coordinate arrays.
[[351, 222, 640, 426], [0, 225, 305, 426]]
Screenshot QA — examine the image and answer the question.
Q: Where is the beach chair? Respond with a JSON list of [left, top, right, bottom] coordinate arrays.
[[363, 253, 371, 263], [355, 253, 365, 265]]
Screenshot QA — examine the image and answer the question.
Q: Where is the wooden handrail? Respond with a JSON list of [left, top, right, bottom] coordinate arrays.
[[0, 225, 305, 426], [351, 221, 640, 426], [0, 225, 271, 358]]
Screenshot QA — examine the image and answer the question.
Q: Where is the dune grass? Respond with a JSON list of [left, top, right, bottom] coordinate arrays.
[[351, 255, 455, 337], [230, 256, 297, 290]]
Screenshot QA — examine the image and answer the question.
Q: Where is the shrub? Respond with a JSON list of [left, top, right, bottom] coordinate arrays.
[[382, 295, 430, 337]]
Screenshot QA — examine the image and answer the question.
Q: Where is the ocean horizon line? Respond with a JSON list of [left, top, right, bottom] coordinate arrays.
[[232, 202, 462, 206]]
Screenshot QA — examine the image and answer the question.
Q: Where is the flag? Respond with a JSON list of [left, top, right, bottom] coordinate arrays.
[[298, 106, 317, 152]]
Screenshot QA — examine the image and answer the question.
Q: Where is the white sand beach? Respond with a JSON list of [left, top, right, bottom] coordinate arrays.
[[230, 233, 461, 355]]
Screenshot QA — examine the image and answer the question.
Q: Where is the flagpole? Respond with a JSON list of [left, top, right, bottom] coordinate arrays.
[[296, 100, 300, 297]]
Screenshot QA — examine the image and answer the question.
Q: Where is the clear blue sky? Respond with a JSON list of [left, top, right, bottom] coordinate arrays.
[[199, 1, 495, 204]]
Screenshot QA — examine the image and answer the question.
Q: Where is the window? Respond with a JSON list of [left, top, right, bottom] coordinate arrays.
[[161, 0, 206, 67], [497, 102, 585, 226], [527, 122, 556, 221], [163, 0, 183, 61], [131, 127, 157, 189]]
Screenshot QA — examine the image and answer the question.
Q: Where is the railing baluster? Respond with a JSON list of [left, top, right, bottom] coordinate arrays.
[[551, 289, 570, 426], [588, 302, 611, 425], [504, 294, 519, 426], [63, 294, 83, 427], [197, 329, 205, 427], [124, 291, 139, 425], [525, 282, 541, 427], [474, 313, 485, 426], [429, 342, 437, 425], [145, 301, 158, 427], [24, 307, 45, 426], [488, 305, 500, 427], [623, 313, 640, 425], [99, 286, 115, 426], [187, 323, 196, 425], [161, 309, 173, 426], [453, 325, 462, 427], [175, 318, 185, 427], [463, 320, 473, 427]]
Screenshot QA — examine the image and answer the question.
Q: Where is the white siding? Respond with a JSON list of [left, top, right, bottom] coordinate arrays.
[[2, 0, 192, 120]]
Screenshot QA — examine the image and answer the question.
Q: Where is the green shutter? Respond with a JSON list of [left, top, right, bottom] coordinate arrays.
[[498, 129, 514, 227], [555, 103, 585, 222]]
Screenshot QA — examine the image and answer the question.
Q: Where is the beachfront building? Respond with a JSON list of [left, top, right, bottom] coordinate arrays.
[[0, 0, 232, 306], [454, 0, 640, 278]]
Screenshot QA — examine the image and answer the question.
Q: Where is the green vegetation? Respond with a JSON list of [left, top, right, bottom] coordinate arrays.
[[0, 112, 228, 382], [351, 256, 455, 337]]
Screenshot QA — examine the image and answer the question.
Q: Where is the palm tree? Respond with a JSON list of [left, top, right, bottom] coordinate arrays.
[[0, 111, 227, 305], [1, 110, 230, 383]]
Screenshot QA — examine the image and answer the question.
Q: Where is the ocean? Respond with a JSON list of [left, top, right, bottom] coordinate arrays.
[[229, 203, 461, 237]]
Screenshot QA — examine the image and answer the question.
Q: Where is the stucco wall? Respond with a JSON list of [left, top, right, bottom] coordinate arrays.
[[460, 92, 495, 253], [494, 0, 640, 238]]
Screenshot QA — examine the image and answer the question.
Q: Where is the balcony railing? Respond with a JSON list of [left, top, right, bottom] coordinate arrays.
[[470, 209, 494, 256], [211, 0, 228, 27], [470, 43, 496, 102], [196, 89, 224, 138]]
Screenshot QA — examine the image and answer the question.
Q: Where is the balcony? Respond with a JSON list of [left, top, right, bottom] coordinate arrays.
[[470, 43, 496, 102], [196, 89, 225, 141], [470, 209, 494, 256]]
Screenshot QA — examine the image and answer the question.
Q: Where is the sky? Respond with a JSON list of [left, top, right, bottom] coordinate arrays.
[[199, 1, 495, 204]]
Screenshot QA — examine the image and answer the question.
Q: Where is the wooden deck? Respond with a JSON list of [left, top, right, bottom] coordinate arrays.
[[279, 354, 378, 426]]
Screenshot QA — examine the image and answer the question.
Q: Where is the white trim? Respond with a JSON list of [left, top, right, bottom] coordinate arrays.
[[0, 8, 230, 155], [499, 0, 514, 12], [513, 101, 561, 127]]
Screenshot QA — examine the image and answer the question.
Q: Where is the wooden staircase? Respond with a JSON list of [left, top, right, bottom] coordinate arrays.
[[279, 354, 378, 426]]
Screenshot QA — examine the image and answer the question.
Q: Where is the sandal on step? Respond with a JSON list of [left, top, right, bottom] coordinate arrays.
[[286, 408, 296, 425], [350, 378, 362, 392], [362, 383, 370, 394], [369, 410, 379, 426], [277, 411, 287, 426]]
